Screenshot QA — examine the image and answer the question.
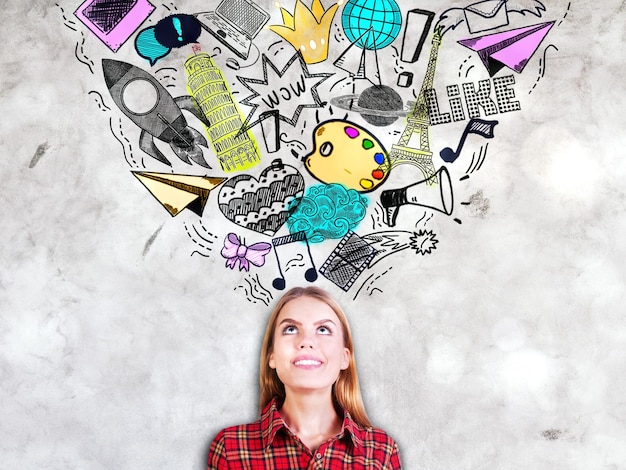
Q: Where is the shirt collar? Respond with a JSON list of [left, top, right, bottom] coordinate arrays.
[[261, 398, 365, 455]]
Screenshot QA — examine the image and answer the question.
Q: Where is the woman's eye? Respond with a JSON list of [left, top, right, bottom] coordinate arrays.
[[283, 325, 298, 335], [317, 326, 332, 335]]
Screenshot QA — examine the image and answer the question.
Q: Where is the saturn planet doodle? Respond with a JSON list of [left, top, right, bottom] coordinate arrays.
[[330, 84, 412, 126]]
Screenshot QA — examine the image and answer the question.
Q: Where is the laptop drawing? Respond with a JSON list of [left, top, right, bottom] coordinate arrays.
[[194, 0, 270, 59]]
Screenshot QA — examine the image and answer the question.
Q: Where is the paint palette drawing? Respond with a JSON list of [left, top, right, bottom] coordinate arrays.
[[74, 0, 155, 52]]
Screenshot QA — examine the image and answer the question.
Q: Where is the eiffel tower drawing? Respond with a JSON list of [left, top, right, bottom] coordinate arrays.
[[388, 27, 443, 179]]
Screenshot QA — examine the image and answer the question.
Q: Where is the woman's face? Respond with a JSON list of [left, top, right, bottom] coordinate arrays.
[[269, 296, 350, 397]]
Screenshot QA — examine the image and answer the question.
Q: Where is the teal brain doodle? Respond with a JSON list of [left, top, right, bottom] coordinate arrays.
[[287, 184, 368, 243], [341, 0, 402, 50]]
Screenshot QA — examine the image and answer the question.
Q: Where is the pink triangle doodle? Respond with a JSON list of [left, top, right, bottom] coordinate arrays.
[[458, 21, 555, 76]]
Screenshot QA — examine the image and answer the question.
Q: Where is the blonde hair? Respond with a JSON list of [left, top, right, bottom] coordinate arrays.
[[259, 286, 372, 427]]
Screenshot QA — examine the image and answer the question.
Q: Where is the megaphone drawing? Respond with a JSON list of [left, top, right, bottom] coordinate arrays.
[[380, 166, 454, 227]]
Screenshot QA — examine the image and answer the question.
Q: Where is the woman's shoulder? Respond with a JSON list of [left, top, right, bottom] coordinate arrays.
[[357, 423, 398, 445], [212, 419, 263, 442], [350, 423, 401, 467]]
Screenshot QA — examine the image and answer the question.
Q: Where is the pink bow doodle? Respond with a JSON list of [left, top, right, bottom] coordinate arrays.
[[221, 233, 271, 272]]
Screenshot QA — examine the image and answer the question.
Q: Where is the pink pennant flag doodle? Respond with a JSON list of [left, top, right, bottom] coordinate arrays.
[[458, 21, 555, 76]]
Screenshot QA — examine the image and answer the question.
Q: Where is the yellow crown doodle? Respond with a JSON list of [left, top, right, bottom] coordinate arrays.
[[269, 0, 342, 64]]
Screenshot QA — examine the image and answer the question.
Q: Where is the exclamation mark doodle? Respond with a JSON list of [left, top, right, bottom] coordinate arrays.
[[172, 17, 183, 42]]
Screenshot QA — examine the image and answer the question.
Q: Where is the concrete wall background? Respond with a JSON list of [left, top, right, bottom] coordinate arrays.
[[1, 0, 625, 468]]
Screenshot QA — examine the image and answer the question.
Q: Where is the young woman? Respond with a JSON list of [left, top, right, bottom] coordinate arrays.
[[207, 286, 401, 469]]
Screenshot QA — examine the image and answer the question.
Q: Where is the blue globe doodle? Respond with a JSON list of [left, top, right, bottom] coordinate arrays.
[[341, 0, 402, 50]]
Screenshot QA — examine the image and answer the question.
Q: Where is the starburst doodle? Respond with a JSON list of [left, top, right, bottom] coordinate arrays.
[[410, 230, 439, 255], [237, 52, 332, 130]]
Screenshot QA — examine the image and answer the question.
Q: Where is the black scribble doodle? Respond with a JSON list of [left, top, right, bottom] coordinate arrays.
[[329, 76, 350, 92], [464, 143, 489, 175], [155, 67, 178, 87], [196, 219, 218, 241], [353, 272, 375, 300], [88, 90, 111, 111], [235, 274, 273, 305], [391, 45, 404, 73], [363, 230, 439, 268], [109, 117, 138, 168], [414, 211, 429, 227], [465, 64, 475, 78], [352, 267, 391, 301], [143, 223, 164, 256], [56, 3, 78, 31], [454, 218, 462, 224], [268, 40, 283, 56], [162, 2, 178, 12], [475, 144, 488, 171], [373, 204, 383, 229], [251, 273, 273, 304], [279, 133, 306, 156], [183, 221, 214, 256], [284, 253, 305, 271], [529, 44, 559, 94], [458, 55, 472, 78], [75, 32, 95, 74], [425, 214, 433, 224], [191, 223, 216, 246], [558, 2, 571, 25], [29, 142, 50, 169]]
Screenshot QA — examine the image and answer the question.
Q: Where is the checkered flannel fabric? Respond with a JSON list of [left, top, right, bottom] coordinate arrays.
[[208, 398, 401, 469]]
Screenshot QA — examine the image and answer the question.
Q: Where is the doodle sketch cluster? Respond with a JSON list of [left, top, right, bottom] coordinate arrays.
[[65, 0, 565, 303]]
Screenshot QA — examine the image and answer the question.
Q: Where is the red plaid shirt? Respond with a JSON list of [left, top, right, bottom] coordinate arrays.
[[207, 398, 401, 469]]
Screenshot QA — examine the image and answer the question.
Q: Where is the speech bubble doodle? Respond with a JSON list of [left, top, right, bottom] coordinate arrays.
[[154, 14, 202, 48], [237, 52, 332, 131], [135, 26, 171, 65]]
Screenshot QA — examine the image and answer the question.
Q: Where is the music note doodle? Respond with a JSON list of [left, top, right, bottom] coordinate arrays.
[[272, 231, 318, 290], [440, 118, 499, 163]]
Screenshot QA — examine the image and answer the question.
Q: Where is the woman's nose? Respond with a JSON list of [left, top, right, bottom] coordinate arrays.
[[298, 332, 315, 349]]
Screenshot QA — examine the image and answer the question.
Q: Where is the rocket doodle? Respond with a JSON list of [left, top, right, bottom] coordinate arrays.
[[102, 59, 213, 168]]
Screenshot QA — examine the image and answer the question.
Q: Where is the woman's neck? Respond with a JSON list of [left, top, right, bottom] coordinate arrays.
[[279, 390, 343, 451]]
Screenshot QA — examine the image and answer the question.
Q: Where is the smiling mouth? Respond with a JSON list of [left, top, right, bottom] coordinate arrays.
[[294, 359, 322, 366]]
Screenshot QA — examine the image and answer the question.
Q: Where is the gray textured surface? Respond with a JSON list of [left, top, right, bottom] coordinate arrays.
[[1, 0, 625, 468]]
